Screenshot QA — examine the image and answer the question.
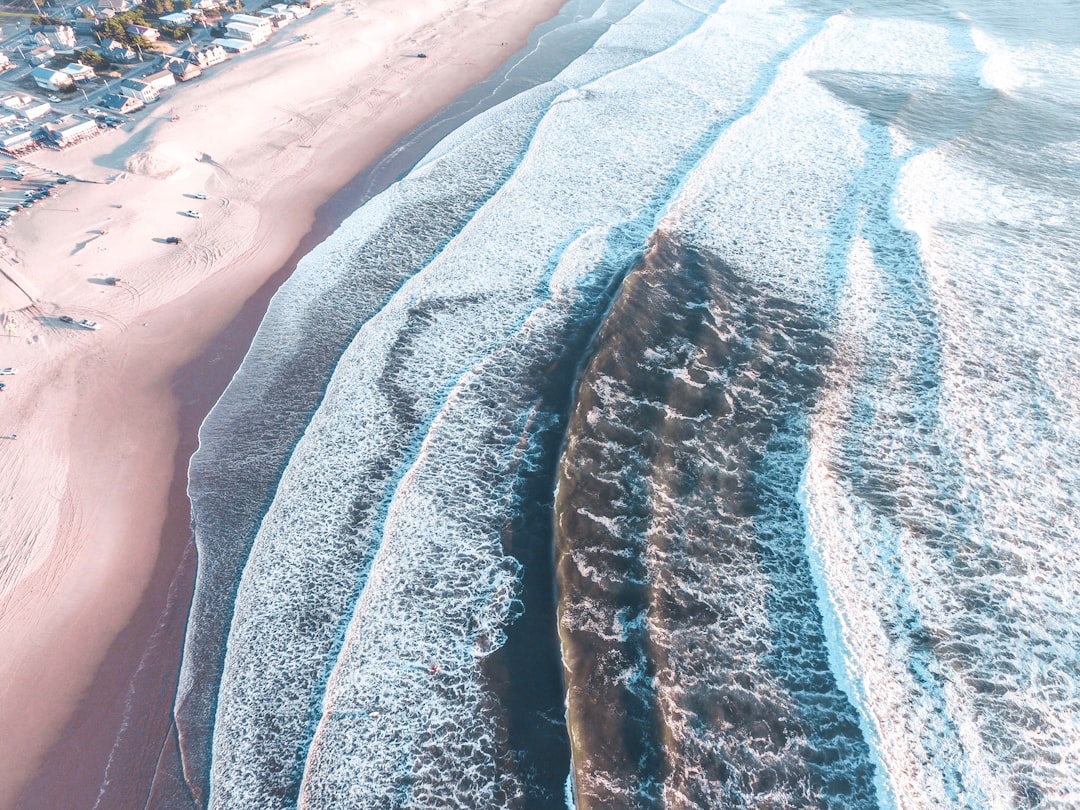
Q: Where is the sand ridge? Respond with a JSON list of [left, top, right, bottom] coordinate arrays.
[[0, 0, 564, 804]]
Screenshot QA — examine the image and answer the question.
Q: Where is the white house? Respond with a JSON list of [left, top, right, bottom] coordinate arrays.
[[119, 77, 158, 104], [28, 44, 56, 65], [34, 25, 77, 52], [21, 102, 53, 121], [211, 37, 253, 54], [229, 13, 272, 30], [0, 53, 11, 71], [42, 116, 101, 148], [181, 43, 227, 67], [30, 66, 74, 91], [100, 38, 137, 63], [141, 69, 176, 93], [61, 62, 96, 82], [125, 23, 160, 42], [100, 91, 143, 113], [224, 21, 269, 44], [159, 11, 192, 26], [0, 130, 36, 154], [1, 94, 33, 110]]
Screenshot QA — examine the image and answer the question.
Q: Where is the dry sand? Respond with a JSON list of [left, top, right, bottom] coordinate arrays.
[[0, 0, 563, 804]]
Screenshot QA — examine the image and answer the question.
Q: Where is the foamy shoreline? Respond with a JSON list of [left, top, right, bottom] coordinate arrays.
[[0, 0, 564, 804]]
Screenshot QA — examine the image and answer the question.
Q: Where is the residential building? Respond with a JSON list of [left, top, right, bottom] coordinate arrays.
[[1, 94, 32, 111], [224, 21, 269, 44], [181, 43, 227, 67], [97, 0, 140, 12], [228, 13, 273, 33], [287, 3, 310, 17], [29, 45, 56, 65], [166, 56, 201, 82], [142, 69, 176, 93], [211, 37, 253, 54], [119, 77, 158, 104], [21, 102, 53, 121], [41, 116, 101, 148], [100, 38, 138, 63], [159, 11, 192, 27], [0, 130, 37, 155], [30, 66, 74, 91], [0, 53, 10, 71], [100, 91, 143, 113], [61, 62, 96, 82], [125, 23, 160, 42], [33, 25, 77, 52]]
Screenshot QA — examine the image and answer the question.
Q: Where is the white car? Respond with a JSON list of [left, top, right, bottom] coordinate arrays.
[[182, 210, 202, 218], [47, 95, 61, 103], [77, 319, 100, 331], [191, 192, 208, 199], [0, 367, 17, 374]]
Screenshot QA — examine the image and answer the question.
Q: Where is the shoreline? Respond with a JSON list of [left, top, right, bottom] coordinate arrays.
[[0, 0, 566, 805]]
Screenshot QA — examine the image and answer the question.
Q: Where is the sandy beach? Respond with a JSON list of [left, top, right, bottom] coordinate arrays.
[[0, 0, 563, 805]]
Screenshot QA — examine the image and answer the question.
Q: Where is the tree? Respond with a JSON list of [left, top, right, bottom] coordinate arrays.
[[75, 47, 108, 68], [100, 17, 126, 40]]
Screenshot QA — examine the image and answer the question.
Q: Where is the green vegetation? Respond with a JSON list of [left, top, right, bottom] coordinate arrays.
[[160, 23, 193, 41], [74, 47, 109, 68]]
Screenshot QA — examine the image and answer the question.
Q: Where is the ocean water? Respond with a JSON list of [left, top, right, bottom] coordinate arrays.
[[177, 0, 1080, 807]]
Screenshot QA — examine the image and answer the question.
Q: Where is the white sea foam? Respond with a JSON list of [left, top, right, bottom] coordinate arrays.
[[208, 0, 823, 804], [799, 19, 1080, 806], [197, 0, 1080, 805]]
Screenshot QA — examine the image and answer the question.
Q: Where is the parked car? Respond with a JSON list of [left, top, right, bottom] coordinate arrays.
[[182, 210, 201, 218], [191, 192, 208, 200], [47, 95, 61, 103], [77, 319, 100, 331], [59, 315, 74, 324], [165, 236, 182, 244], [0, 367, 17, 374]]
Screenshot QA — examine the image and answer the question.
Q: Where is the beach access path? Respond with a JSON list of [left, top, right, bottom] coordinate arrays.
[[0, 0, 564, 805]]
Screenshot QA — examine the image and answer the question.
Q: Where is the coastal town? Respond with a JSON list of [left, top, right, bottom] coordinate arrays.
[[0, 0, 319, 168]]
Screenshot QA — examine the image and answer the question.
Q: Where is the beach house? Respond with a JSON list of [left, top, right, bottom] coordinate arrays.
[[142, 69, 176, 94], [181, 43, 228, 68], [100, 38, 138, 63], [28, 44, 56, 65], [224, 20, 269, 45], [125, 23, 160, 43], [20, 102, 53, 121], [30, 66, 74, 92], [1, 93, 33, 111], [40, 116, 101, 149], [33, 25, 77, 53], [159, 11, 193, 27], [0, 130, 37, 156], [119, 77, 158, 104], [212, 38, 254, 54], [228, 13, 274, 32], [100, 91, 143, 113], [166, 56, 202, 82], [61, 62, 97, 83], [224, 22, 268, 44]]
